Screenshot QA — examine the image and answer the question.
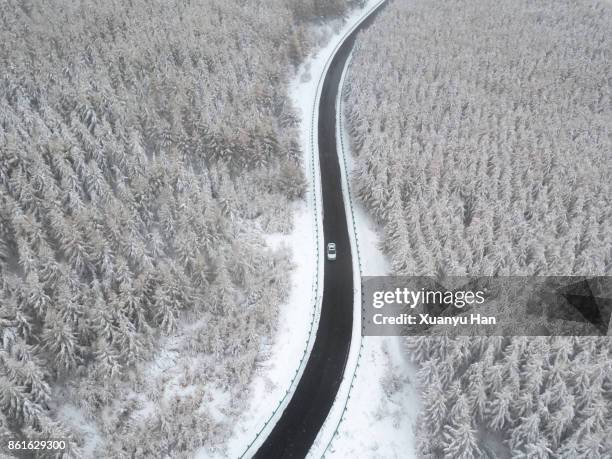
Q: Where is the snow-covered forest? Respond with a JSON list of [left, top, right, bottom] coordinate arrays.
[[345, 0, 612, 456], [0, 0, 362, 456], [406, 336, 611, 457]]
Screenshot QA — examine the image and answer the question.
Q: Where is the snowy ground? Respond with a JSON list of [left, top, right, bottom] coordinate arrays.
[[310, 49, 420, 458]]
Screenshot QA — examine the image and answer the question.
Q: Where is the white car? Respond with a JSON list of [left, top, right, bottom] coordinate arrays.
[[326, 242, 337, 261]]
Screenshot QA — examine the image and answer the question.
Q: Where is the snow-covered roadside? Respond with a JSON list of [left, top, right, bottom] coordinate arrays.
[[313, 51, 420, 458], [214, 197, 320, 458], [219, 3, 390, 457]]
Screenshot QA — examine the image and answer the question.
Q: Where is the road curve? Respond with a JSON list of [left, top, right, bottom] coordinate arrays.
[[254, 5, 385, 458]]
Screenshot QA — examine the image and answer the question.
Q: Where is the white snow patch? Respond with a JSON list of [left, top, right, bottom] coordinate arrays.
[[327, 338, 419, 459], [56, 404, 102, 458]]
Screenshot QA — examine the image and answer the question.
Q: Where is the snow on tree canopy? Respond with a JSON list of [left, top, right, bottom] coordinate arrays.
[[346, 0, 612, 456], [0, 0, 364, 455]]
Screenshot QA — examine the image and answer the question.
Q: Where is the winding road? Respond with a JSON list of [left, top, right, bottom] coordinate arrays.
[[254, 4, 385, 458]]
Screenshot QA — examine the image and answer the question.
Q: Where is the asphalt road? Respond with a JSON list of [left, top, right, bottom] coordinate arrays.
[[254, 5, 385, 458]]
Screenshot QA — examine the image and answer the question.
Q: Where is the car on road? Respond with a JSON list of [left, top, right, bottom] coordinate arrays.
[[326, 242, 337, 261]]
